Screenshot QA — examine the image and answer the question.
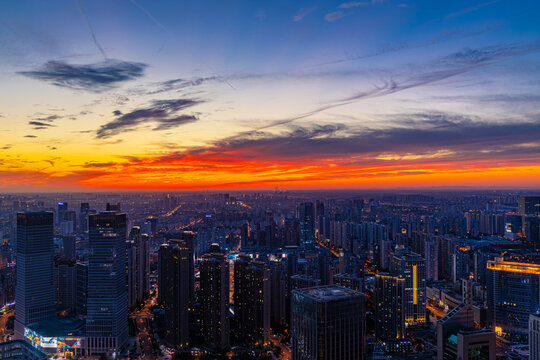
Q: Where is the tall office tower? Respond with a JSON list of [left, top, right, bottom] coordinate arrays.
[[165, 231, 196, 306], [86, 212, 128, 356], [374, 273, 405, 339], [53, 257, 76, 312], [487, 258, 540, 332], [233, 255, 270, 347], [334, 273, 364, 292], [292, 285, 365, 360], [199, 246, 230, 349], [392, 252, 426, 326], [158, 241, 190, 348], [530, 314, 540, 360], [15, 212, 56, 339], [79, 203, 90, 232], [519, 196, 540, 216], [298, 202, 315, 250], [75, 261, 88, 316]]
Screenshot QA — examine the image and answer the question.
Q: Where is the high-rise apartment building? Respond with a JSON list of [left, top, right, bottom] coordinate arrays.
[[392, 252, 426, 326], [199, 246, 230, 349], [233, 255, 270, 347], [86, 212, 128, 356], [158, 241, 190, 348], [291, 285, 365, 360], [375, 273, 405, 339], [15, 212, 56, 339]]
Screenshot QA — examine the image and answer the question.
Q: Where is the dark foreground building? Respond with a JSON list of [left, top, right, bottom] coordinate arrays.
[[292, 285, 365, 360]]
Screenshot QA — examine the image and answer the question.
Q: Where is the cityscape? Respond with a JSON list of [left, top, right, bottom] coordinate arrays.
[[1, 0, 540, 359], [0, 192, 539, 359]]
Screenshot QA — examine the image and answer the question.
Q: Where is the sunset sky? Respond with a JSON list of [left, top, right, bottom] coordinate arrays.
[[1, 0, 540, 191]]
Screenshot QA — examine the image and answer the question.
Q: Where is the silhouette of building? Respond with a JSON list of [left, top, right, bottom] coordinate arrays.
[[292, 285, 365, 360], [15, 212, 56, 340], [233, 255, 270, 347], [199, 245, 230, 349]]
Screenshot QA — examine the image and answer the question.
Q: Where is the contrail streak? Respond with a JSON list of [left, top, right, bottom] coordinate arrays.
[[75, 0, 107, 60], [129, 0, 168, 33]]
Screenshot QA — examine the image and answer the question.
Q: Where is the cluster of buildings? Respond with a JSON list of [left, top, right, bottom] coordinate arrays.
[[0, 193, 539, 359]]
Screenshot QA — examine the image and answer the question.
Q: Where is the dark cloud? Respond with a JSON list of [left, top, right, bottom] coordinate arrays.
[[84, 162, 117, 168], [1, 144, 12, 150], [201, 114, 540, 162], [28, 121, 55, 130], [152, 115, 198, 130], [96, 98, 201, 138], [33, 114, 61, 122], [18, 59, 147, 92], [24, 135, 37, 138], [113, 110, 122, 116], [441, 42, 540, 66]]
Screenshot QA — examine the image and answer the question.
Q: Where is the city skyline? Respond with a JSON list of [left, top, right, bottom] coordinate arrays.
[[1, 0, 540, 191]]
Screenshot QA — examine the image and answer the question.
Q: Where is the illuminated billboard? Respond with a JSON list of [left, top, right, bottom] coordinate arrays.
[[24, 327, 81, 353]]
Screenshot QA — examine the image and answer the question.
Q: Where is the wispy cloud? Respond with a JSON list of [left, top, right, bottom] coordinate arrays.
[[338, 2, 369, 9], [294, 7, 317, 22], [325, 11, 347, 22], [18, 59, 146, 92], [446, 0, 499, 19], [96, 98, 201, 138]]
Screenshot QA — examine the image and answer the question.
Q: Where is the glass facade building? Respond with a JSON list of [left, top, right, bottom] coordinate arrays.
[[15, 212, 56, 340], [292, 285, 365, 360], [86, 212, 128, 356]]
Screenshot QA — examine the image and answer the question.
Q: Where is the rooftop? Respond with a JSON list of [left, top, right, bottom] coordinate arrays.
[[294, 285, 363, 301]]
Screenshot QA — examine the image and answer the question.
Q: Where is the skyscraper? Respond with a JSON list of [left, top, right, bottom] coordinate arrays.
[[392, 252, 426, 326], [292, 285, 365, 360], [518, 196, 540, 216], [375, 273, 405, 339], [165, 231, 196, 306], [126, 227, 150, 310], [298, 202, 315, 250], [530, 314, 540, 360], [86, 212, 128, 356], [15, 212, 56, 339], [158, 241, 190, 348], [487, 258, 540, 332], [233, 255, 270, 347], [199, 246, 230, 349]]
